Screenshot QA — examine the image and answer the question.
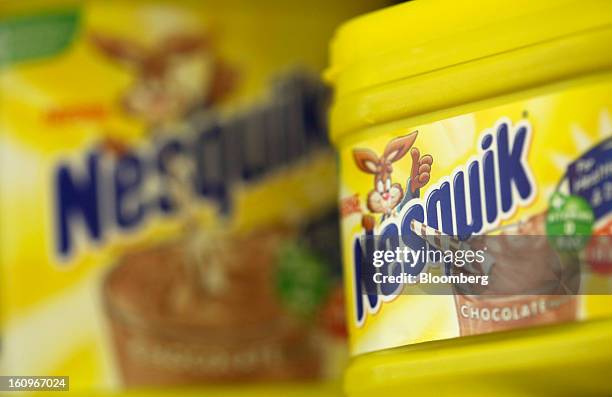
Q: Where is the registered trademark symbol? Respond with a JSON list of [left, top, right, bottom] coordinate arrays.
[[522, 110, 529, 118]]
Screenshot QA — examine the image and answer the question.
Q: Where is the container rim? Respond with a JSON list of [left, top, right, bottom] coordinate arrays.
[[324, 0, 612, 144]]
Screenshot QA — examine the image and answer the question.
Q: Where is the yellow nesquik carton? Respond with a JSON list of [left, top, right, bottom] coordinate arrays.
[[0, 0, 388, 393]]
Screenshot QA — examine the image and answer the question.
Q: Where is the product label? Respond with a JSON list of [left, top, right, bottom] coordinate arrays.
[[338, 81, 612, 355]]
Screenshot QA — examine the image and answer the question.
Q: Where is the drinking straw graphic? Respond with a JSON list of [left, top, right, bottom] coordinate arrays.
[[409, 219, 495, 275]]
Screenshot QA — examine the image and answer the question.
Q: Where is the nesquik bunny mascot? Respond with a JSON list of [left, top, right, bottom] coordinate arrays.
[[353, 131, 433, 229]]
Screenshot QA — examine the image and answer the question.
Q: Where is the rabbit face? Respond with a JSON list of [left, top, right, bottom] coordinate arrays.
[[91, 33, 234, 125], [367, 178, 404, 214], [124, 50, 215, 124]]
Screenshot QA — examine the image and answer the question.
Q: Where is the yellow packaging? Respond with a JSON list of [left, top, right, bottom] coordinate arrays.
[[0, 0, 388, 393], [326, 0, 612, 395]]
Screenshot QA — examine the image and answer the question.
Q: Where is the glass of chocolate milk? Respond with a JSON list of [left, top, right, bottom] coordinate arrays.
[[103, 230, 321, 386], [454, 212, 580, 336]]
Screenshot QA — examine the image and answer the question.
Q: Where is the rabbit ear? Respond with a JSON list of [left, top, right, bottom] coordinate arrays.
[[383, 131, 417, 163], [205, 58, 238, 105], [89, 33, 147, 66], [353, 149, 380, 174], [161, 34, 208, 55]]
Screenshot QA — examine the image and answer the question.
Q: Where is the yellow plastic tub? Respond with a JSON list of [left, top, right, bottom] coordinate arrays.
[[325, 0, 612, 395]]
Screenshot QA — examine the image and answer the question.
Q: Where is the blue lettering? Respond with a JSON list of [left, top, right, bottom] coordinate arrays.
[[497, 124, 532, 211], [454, 162, 483, 240], [157, 139, 186, 214], [56, 152, 101, 256], [194, 125, 229, 213], [379, 224, 401, 296], [426, 181, 453, 234], [400, 204, 426, 275], [114, 153, 145, 228], [482, 133, 498, 224]]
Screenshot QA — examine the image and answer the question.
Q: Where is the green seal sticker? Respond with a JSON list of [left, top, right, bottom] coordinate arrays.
[[276, 241, 331, 319], [546, 192, 594, 251]]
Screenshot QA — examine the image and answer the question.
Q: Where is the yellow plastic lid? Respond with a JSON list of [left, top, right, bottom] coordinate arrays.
[[325, 0, 612, 144]]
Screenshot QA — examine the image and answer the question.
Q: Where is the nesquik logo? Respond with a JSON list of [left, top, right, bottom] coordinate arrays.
[[352, 131, 434, 222], [350, 119, 536, 326]]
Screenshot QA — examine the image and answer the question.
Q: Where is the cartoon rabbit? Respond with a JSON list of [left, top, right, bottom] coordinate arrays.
[[90, 32, 236, 125], [353, 131, 433, 221]]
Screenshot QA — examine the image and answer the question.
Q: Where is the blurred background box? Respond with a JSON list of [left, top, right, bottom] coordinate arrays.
[[0, 0, 391, 394]]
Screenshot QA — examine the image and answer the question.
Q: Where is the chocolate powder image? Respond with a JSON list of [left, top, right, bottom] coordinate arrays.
[[103, 229, 321, 386], [454, 213, 579, 336]]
